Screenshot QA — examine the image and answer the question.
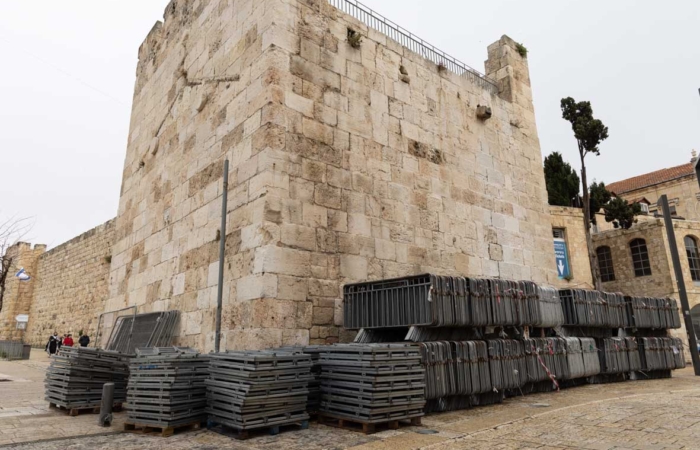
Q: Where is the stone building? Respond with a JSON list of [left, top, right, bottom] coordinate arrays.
[[592, 219, 700, 346], [1, 0, 565, 351], [549, 206, 593, 289], [103, 0, 555, 351], [607, 152, 699, 220]]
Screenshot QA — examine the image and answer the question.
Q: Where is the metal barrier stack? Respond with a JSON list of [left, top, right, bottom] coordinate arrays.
[[638, 337, 686, 374], [206, 351, 312, 437], [318, 344, 425, 428], [344, 274, 563, 330], [625, 297, 682, 329], [45, 347, 130, 414], [106, 311, 180, 354], [624, 338, 642, 372], [419, 341, 492, 400], [125, 347, 209, 433], [487, 340, 527, 391], [598, 338, 631, 374], [533, 286, 565, 328], [523, 338, 569, 385], [560, 289, 628, 328], [341, 275, 687, 419]]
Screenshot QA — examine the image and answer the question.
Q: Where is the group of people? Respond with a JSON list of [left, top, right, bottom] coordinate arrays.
[[45, 332, 90, 356]]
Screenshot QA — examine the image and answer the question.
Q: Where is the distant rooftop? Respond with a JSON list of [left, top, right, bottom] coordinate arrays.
[[608, 158, 696, 195]]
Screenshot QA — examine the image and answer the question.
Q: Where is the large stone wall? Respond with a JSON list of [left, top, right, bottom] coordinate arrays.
[[549, 206, 593, 289], [107, 0, 555, 351], [0, 243, 45, 340], [22, 220, 115, 347]]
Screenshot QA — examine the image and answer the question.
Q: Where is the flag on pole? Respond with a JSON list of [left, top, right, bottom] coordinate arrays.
[[15, 268, 30, 281]]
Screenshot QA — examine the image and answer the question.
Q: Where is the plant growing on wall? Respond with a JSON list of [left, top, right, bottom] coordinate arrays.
[[561, 97, 609, 290], [516, 43, 528, 57], [604, 197, 642, 230], [544, 152, 580, 207], [0, 214, 33, 313]]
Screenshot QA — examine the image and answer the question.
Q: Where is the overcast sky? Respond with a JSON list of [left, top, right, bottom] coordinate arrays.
[[1, 0, 699, 248]]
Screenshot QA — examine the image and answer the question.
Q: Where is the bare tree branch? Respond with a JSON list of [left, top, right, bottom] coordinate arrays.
[[0, 213, 35, 313]]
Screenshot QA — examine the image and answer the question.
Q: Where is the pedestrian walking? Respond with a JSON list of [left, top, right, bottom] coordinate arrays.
[[45, 332, 59, 357], [78, 333, 90, 347], [63, 334, 74, 347]]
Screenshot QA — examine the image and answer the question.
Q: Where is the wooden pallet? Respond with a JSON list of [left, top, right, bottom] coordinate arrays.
[[124, 420, 203, 437], [49, 402, 123, 417], [318, 414, 421, 435], [208, 419, 309, 440]]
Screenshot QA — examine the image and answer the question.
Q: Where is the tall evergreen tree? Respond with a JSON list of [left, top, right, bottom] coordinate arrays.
[[544, 152, 580, 207], [604, 198, 642, 230], [561, 97, 609, 290], [589, 181, 612, 225]]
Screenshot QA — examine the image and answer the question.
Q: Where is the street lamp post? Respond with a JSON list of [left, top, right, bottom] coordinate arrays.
[[658, 194, 700, 375]]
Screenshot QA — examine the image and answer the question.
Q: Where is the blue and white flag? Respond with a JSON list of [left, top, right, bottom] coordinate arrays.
[[15, 268, 30, 281]]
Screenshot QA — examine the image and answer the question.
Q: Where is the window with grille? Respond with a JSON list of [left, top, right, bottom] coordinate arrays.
[[630, 238, 652, 277], [685, 236, 700, 282], [596, 246, 615, 282]]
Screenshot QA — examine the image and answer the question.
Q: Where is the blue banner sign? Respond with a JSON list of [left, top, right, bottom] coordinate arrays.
[[553, 239, 571, 279]]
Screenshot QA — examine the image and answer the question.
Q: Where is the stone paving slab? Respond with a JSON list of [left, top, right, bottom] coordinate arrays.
[[2, 353, 700, 449]]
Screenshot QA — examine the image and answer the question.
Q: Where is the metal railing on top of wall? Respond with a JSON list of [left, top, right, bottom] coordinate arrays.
[[326, 0, 500, 95]]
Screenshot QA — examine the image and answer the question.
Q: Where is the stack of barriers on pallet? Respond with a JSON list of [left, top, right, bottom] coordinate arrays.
[[343, 274, 565, 330], [318, 344, 425, 433], [273, 346, 324, 415], [45, 347, 130, 415], [206, 351, 312, 439], [124, 347, 209, 436]]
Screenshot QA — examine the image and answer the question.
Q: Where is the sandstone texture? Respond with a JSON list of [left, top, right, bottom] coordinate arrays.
[[102, 0, 555, 351]]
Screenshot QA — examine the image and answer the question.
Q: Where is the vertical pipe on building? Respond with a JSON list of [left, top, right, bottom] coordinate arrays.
[[659, 194, 700, 375], [214, 159, 229, 353]]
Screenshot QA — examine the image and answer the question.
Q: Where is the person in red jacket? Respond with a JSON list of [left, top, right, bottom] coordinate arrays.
[[63, 334, 74, 347]]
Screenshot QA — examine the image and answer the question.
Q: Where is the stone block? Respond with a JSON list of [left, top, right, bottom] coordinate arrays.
[[340, 254, 368, 280], [281, 224, 317, 251], [253, 246, 311, 277]]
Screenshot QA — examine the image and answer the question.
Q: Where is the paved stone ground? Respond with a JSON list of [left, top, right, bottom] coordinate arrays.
[[1, 351, 699, 449]]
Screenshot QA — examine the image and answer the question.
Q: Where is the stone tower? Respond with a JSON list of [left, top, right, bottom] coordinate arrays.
[[107, 0, 554, 351], [0, 242, 45, 340]]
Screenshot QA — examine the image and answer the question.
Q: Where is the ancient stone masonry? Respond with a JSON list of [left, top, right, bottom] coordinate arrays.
[[107, 0, 555, 351], [21, 220, 115, 347], [0, 243, 44, 341]]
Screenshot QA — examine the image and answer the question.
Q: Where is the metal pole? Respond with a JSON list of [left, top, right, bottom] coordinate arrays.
[[214, 159, 229, 353], [658, 194, 700, 375]]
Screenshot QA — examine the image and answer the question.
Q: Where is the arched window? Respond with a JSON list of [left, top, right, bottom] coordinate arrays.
[[596, 246, 615, 282], [630, 239, 652, 277], [685, 236, 700, 281]]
